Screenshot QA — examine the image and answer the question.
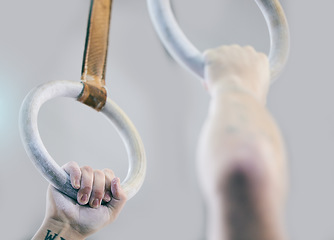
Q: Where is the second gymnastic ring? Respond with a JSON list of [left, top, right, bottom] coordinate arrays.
[[147, 0, 290, 82], [19, 80, 146, 200]]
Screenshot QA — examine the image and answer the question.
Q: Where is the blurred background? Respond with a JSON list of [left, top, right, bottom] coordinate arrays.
[[1, 0, 334, 239]]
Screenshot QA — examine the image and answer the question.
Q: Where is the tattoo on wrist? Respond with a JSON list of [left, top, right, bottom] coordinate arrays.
[[44, 229, 66, 240]]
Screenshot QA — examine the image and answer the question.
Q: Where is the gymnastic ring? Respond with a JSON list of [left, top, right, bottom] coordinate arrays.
[[147, 0, 290, 82], [19, 80, 146, 200]]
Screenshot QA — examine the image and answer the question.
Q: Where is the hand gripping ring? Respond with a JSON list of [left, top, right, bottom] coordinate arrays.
[[147, 0, 290, 82], [19, 80, 146, 200]]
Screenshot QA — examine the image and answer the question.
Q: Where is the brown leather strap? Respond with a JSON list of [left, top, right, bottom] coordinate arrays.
[[78, 0, 113, 111]]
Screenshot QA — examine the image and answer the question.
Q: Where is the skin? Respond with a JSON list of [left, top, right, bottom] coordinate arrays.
[[33, 45, 287, 240], [197, 45, 288, 240], [32, 161, 127, 240]]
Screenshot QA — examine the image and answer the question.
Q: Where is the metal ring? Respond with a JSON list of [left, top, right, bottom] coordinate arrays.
[[147, 0, 290, 82], [19, 80, 146, 200]]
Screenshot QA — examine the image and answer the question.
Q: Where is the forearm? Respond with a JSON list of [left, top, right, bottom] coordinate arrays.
[[198, 84, 287, 240], [32, 218, 85, 240], [207, 79, 286, 168]]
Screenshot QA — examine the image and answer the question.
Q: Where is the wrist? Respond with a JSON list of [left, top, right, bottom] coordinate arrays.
[[206, 75, 268, 104], [33, 218, 85, 240]]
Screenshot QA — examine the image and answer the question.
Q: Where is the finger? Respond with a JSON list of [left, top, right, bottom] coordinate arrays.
[[244, 45, 256, 53], [108, 178, 127, 211], [258, 52, 269, 63], [77, 166, 94, 205], [203, 48, 219, 65], [89, 170, 105, 208], [62, 161, 81, 189], [102, 169, 115, 202]]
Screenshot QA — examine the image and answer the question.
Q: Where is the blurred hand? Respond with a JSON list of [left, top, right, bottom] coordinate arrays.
[[203, 45, 270, 103]]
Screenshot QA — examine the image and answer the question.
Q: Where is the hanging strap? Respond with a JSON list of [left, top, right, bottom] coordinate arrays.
[[78, 0, 113, 111]]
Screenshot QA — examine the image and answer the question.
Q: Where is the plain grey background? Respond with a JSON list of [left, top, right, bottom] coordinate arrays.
[[1, 0, 334, 239]]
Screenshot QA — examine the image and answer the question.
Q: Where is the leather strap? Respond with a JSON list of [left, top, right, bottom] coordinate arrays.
[[78, 0, 112, 111]]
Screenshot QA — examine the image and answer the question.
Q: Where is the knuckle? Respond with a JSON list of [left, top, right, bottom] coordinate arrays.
[[203, 48, 217, 61], [61, 162, 70, 169], [93, 189, 104, 199], [64, 161, 77, 169], [244, 45, 255, 51], [67, 161, 76, 167], [82, 166, 93, 174], [218, 45, 228, 51], [94, 169, 104, 178], [80, 186, 92, 194], [108, 169, 115, 176], [258, 52, 268, 61], [230, 44, 239, 48], [203, 48, 214, 56], [103, 169, 114, 178]]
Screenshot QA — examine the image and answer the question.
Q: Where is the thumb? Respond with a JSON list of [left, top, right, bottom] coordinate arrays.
[[107, 178, 127, 212]]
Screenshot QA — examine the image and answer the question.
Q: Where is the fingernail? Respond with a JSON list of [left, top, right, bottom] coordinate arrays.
[[104, 192, 111, 202], [81, 194, 88, 204], [74, 180, 80, 189], [93, 198, 100, 208]]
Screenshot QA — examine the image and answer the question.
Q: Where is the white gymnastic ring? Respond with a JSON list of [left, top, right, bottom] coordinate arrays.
[[147, 0, 290, 82], [19, 80, 146, 200]]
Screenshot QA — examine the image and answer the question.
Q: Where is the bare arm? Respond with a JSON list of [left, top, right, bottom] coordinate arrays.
[[197, 45, 287, 240]]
